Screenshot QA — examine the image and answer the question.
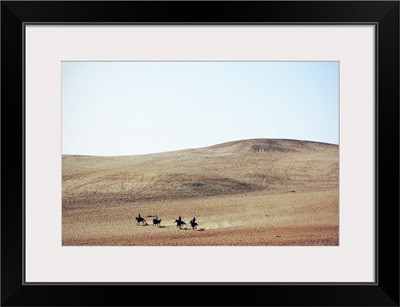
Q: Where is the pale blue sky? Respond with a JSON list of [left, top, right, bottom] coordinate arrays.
[[62, 61, 339, 156]]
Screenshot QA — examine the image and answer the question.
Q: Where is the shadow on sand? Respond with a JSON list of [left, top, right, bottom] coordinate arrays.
[[180, 227, 205, 231]]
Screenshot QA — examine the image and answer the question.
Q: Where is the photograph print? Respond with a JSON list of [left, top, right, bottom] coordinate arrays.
[[62, 61, 339, 246]]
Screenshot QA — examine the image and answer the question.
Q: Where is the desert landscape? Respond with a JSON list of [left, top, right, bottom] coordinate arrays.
[[62, 138, 339, 246]]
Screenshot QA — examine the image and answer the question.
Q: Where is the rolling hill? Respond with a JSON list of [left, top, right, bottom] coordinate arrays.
[[62, 139, 339, 246]]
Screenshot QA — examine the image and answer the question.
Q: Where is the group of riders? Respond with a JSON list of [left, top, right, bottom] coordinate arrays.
[[135, 213, 199, 230]]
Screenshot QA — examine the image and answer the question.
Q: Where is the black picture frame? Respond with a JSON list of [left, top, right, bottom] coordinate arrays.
[[1, 1, 399, 306]]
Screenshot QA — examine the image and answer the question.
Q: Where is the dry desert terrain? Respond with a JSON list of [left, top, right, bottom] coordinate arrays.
[[62, 138, 339, 246]]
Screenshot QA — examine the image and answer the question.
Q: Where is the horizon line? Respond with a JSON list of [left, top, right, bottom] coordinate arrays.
[[62, 137, 339, 158]]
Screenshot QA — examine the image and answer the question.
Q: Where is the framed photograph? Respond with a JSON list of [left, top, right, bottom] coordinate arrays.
[[2, 1, 399, 306]]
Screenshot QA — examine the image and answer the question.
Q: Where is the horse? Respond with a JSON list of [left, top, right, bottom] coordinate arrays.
[[153, 218, 162, 227], [135, 216, 147, 225], [190, 220, 198, 230], [174, 219, 186, 229]]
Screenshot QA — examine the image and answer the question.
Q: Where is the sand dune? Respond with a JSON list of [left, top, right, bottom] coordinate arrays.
[[62, 138, 339, 246]]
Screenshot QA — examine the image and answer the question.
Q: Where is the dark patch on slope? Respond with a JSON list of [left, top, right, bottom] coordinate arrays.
[[249, 144, 291, 153], [183, 177, 256, 195], [63, 176, 263, 208]]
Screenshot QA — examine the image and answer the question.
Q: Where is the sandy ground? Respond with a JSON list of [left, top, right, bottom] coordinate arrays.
[[62, 139, 339, 246]]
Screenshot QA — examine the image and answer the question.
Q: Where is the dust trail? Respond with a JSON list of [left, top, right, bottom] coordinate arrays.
[[202, 220, 238, 229]]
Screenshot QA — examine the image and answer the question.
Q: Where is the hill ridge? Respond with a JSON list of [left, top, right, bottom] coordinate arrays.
[[62, 138, 338, 158]]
